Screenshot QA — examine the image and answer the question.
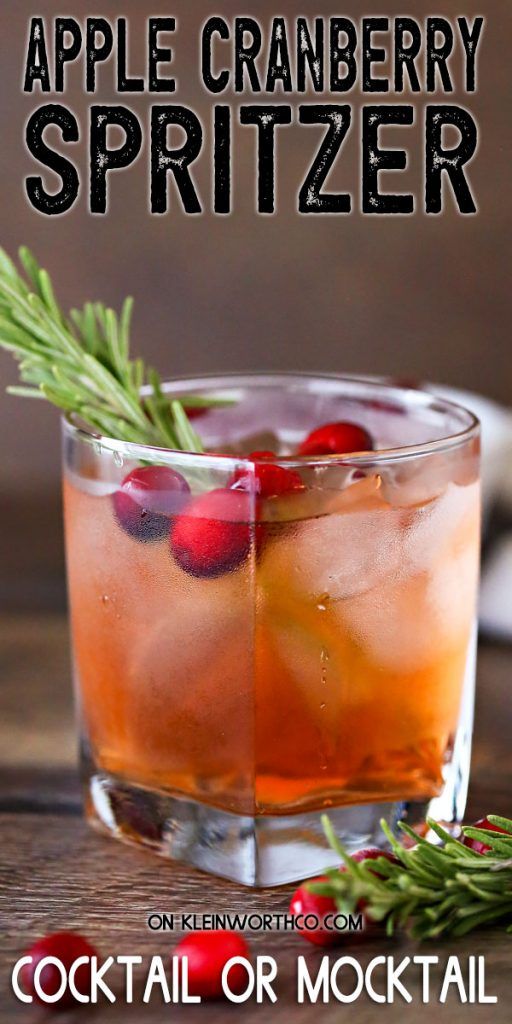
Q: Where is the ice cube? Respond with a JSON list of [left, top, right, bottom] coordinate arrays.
[[336, 543, 478, 674], [259, 477, 404, 601], [65, 467, 119, 497], [124, 560, 254, 775], [129, 566, 252, 700], [381, 460, 449, 508], [231, 431, 282, 455], [400, 480, 480, 576]]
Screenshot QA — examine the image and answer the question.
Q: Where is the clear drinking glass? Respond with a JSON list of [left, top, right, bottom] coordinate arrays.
[[62, 374, 480, 886]]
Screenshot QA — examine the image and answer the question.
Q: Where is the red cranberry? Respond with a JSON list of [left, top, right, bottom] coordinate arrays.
[[113, 465, 190, 541], [290, 849, 399, 947], [232, 450, 304, 498], [20, 931, 98, 1009], [289, 876, 340, 948], [298, 422, 374, 457], [170, 488, 256, 578], [462, 817, 509, 855], [351, 848, 399, 867], [175, 930, 251, 999], [183, 406, 207, 420], [350, 848, 400, 917]]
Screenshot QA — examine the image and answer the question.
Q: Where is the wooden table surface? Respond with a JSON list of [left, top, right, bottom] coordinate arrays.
[[1, 613, 512, 1022]]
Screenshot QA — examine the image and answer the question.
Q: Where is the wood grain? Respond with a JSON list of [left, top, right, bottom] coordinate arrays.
[[1, 615, 512, 1022]]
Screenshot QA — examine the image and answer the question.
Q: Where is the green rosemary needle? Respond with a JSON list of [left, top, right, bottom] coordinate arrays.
[[312, 814, 512, 940], [0, 246, 223, 451]]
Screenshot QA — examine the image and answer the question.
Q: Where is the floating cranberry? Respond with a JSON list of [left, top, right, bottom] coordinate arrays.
[[232, 450, 304, 498], [175, 930, 251, 999], [113, 465, 190, 541], [20, 931, 98, 1009], [298, 421, 374, 457], [170, 488, 256, 578], [462, 817, 509, 855]]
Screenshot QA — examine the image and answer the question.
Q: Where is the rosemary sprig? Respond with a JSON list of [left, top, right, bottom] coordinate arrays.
[[0, 247, 224, 451], [313, 814, 512, 940]]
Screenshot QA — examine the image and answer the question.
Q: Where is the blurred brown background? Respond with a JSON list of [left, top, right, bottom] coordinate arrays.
[[1, 1, 511, 608]]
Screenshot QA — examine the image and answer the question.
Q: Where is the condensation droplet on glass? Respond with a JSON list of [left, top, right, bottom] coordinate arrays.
[[101, 594, 110, 606], [320, 646, 329, 686], [320, 702, 326, 711], [113, 451, 124, 468]]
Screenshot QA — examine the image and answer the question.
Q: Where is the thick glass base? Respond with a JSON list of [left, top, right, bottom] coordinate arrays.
[[82, 629, 475, 886], [85, 770, 439, 887]]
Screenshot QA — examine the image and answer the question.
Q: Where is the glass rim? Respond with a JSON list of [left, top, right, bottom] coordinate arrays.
[[63, 371, 480, 468]]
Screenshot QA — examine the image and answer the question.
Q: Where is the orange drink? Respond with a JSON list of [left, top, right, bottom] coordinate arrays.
[[63, 375, 480, 885]]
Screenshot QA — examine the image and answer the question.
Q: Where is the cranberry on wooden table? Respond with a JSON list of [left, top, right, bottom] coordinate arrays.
[[175, 929, 251, 999], [289, 875, 340, 947], [351, 848, 399, 867], [113, 465, 190, 541], [351, 848, 400, 916], [289, 848, 399, 947], [21, 931, 98, 1009], [298, 422, 374, 457], [183, 405, 207, 420], [463, 817, 510, 855]]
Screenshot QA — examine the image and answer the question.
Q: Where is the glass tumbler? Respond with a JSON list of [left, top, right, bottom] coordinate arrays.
[[62, 374, 480, 885]]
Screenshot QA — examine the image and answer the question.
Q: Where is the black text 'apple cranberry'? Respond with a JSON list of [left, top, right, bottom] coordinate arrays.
[[462, 817, 509, 855], [232, 450, 304, 497], [170, 488, 256, 578], [21, 931, 98, 1009], [298, 422, 374, 457], [174, 930, 251, 999], [113, 465, 190, 541]]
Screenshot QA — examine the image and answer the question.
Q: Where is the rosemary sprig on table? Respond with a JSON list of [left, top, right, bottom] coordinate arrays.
[[0, 246, 218, 451], [313, 814, 512, 940]]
